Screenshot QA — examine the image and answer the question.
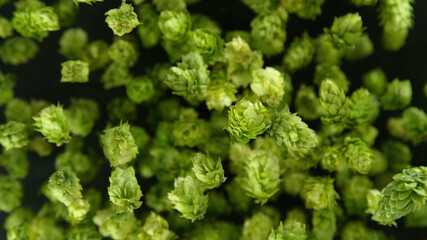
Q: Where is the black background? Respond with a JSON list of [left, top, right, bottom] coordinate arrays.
[[0, 0, 426, 239]]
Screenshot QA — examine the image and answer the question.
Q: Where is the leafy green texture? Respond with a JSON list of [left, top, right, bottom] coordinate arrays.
[[382, 140, 411, 172], [319, 79, 347, 124], [47, 170, 83, 206], [126, 76, 155, 104], [55, 142, 100, 184], [251, 11, 286, 56], [137, 4, 161, 48], [0, 71, 16, 106], [140, 212, 177, 239], [107, 97, 137, 122], [238, 149, 280, 204], [343, 175, 373, 215], [0, 37, 39, 65], [33, 104, 71, 146], [0, 16, 13, 38], [312, 209, 337, 240], [379, 0, 414, 51], [325, 13, 364, 48], [100, 122, 139, 167], [0, 176, 23, 212], [372, 167, 427, 226], [60, 60, 89, 83], [341, 137, 373, 174], [80, 40, 111, 71], [65, 98, 99, 137], [314, 64, 349, 93], [241, 208, 280, 240], [190, 29, 223, 63], [282, 0, 325, 20], [381, 78, 412, 110], [345, 34, 374, 61], [54, 0, 78, 28], [12, 6, 60, 41], [341, 221, 370, 240], [226, 96, 273, 143], [302, 176, 339, 210], [268, 220, 308, 240], [0, 121, 29, 150], [0, 0, 426, 238], [283, 32, 315, 73], [192, 153, 226, 189], [101, 64, 132, 90], [168, 175, 209, 222], [224, 37, 264, 88], [158, 10, 191, 41], [108, 167, 142, 213], [59, 28, 88, 59], [345, 88, 373, 127], [295, 85, 322, 120], [320, 146, 341, 172], [314, 34, 343, 65], [406, 203, 427, 228], [108, 39, 138, 67], [67, 226, 102, 240], [164, 51, 210, 101], [205, 78, 237, 111], [366, 189, 382, 215], [388, 107, 427, 145], [251, 67, 285, 107], [362, 67, 387, 96], [270, 106, 318, 156], [105, 1, 140, 36], [0, 149, 29, 179], [94, 210, 138, 239], [172, 117, 209, 148]]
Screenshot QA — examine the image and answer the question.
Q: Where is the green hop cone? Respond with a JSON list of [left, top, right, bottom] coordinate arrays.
[[344, 88, 373, 127], [268, 220, 308, 240], [100, 122, 139, 167], [190, 28, 223, 63], [60, 60, 89, 83], [224, 37, 264, 88], [0, 121, 29, 150], [105, 0, 140, 36], [269, 106, 318, 157], [341, 137, 373, 174], [381, 78, 412, 110], [108, 167, 143, 213], [158, 10, 191, 41], [251, 11, 286, 56], [226, 96, 273, 143], [373, 167, 427, 226], [192, 153, 226, 189], [164, 51, 210, 101], [250, 67, 285, 108], [12, 6, 60, 41], [282, 32, 315, 73], [319, 79, 347, 124], [168, 175, 209, 222], [302, 176, 339, 210], [238, 149, 281, 205], [325, 12, 364, 48], [47, 170, 83, 207], [33, 104, 71, 146]]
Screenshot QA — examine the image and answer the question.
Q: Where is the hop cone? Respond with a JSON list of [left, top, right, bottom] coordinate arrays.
[[373, 167, 427, 226]]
